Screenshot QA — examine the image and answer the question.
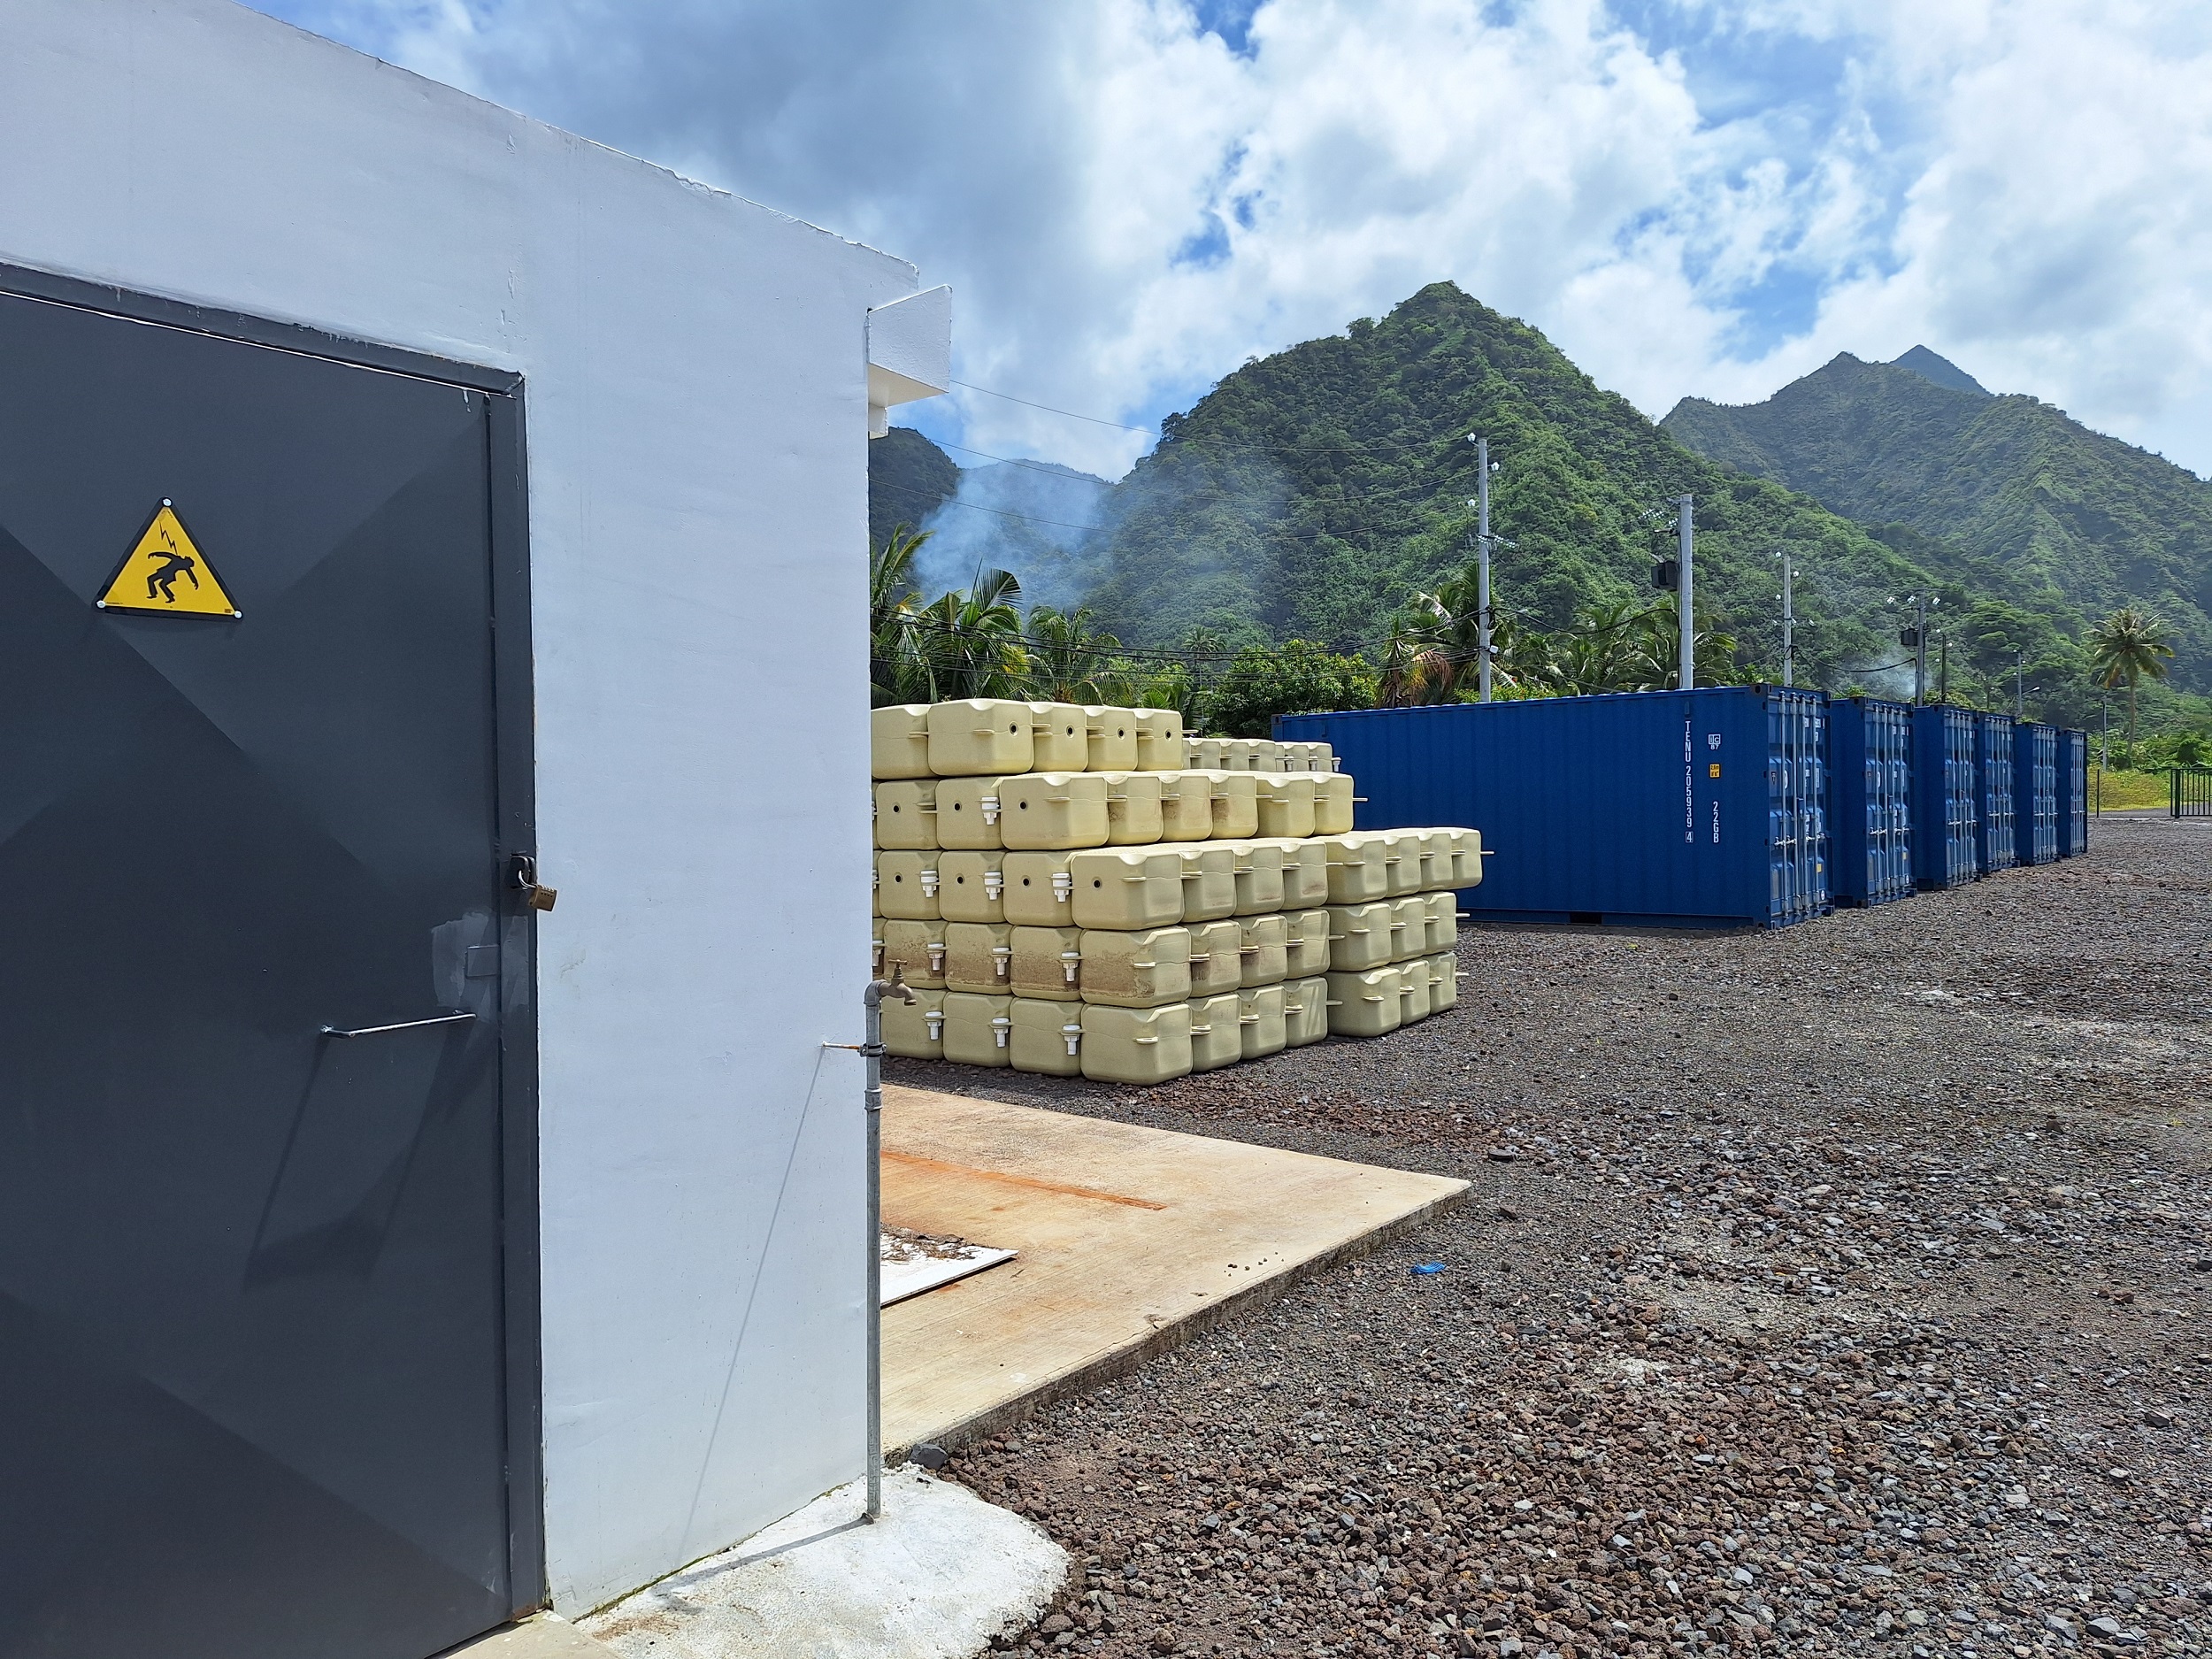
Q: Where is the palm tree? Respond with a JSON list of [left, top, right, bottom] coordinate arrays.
[[2087, 607, 2175, 761], [1024, 605, 1123, 703], [869, 524, 932, 706], [907, 567, 1031, 701]]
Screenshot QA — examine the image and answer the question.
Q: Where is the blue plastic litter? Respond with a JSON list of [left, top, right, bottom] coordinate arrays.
[[1411, 1262, 1446, 1276]]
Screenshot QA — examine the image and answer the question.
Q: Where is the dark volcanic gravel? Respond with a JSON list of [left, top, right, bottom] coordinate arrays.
[[887, 817, 2212, 1657]]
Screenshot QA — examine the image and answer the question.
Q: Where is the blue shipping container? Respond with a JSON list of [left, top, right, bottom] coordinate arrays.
[[1975, 712, 2017, 873], [1912, 706, 1979, 889], [1276, 687, 1830, 928], [2015, 721, 2059, 865], [1829, 697, 1915, 906], [2056, 730, 2090, 856]]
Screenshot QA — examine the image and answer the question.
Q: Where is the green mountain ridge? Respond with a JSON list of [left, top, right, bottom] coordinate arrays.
[[1663, 351, 2212, 693], [1078, 282, 1979, 689]]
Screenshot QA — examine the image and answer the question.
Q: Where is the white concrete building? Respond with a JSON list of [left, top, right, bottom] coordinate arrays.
[[0, 0, 944, 1647]]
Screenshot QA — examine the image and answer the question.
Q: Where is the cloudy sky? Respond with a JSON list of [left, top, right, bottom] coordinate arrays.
[[257, 0, 2212, 482]]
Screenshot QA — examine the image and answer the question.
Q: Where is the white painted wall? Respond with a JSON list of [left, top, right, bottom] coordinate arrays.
[[0, 0, 918, 1616]]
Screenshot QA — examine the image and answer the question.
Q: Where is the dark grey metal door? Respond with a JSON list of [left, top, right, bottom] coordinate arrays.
[[0, 284, 534, 1657]]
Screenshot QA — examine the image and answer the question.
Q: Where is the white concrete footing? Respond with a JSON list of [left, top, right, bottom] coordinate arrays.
[[580, 1470, 1067, 1659]]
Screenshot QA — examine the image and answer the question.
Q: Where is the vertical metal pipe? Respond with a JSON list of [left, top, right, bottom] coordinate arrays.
[[862, 979, 885, 1521], [1477, 438, 1493, 703], [1677, 495, 1695, 691], [861, 970, 910, 1521]]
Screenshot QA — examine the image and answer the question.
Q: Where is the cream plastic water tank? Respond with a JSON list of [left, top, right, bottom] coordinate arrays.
[[1025, 702, 1091, 772], [941, 992, 1015, 1067], [943, 921, 1015, 995], [1010, 926, 1086, 1002], [1002, 850, 1076, 926], [1325, 902, 1394, 971], [1187, 737, 1225, 770], [1078, 926, 1191, 1008], [881, 989, 946, 1060], [1427, 952, 1460, 1010], [1216, 740, 1253, 772], [1395, 958, 1432, 1024], [1311, 772, 1355, 835], [1156, 771, 1215, 842], [1318, 835, 1387, 904], [997, 772, 1110, 849], [1187, 993, 1243, 1071], [928, 699, 1034, 777], [1266, 837, 1331, 909], [1202, 771, 1259, 839], [1416, 828, 1455, 890], [934, 775, 1006, 850], [873, 780, 939, 850], [1383, 829, 1426, 895], [1284, 908, 1333, 978], [1272, 741, 1308, 772], [1325, 968, 1401, 1038], [1237, 913, 1288, 987], [938, 849, 1007, 924], [1238, 984, 1286, 1060], [1390, 895, 1430, 961], [1082, 706, 1140, 771], [1098, 770, 1164, 845], [1010, 997, 1086, 1076], [1449, 829, 1485, 887], [1247, 739, 1282, 772], [1134, 708, 1187, 771], [1254, 773, 1316, 839], [1225, 840, 1285, 915], [1310, 742, 1336, 774], [1282, 976, 1329, 1047], [879, 918, 948, 989], [876, 850, 941, 920], [1079, 1002, 1192, 1086], [1424, 891, 1457, 952], [1171, 843, 1238, 923], [1186, 918, 1245, 998], [1068, 848, 1184, 930], [872, 703, 933, 780]]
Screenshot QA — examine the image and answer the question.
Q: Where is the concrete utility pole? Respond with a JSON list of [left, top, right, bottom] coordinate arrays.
[[1470, 434, 1494, 703], [1904, 595, 1932, 705], [2014, 649, 2024, 719], [1677, 495, 1695, 691], [1775, 551, 1795, 688]]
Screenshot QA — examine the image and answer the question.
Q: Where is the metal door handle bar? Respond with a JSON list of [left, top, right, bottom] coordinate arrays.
[[320, 1012, 476, 1040]]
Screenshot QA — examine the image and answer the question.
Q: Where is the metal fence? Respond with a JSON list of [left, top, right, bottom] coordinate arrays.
[[2175, 767, 2212, 818]]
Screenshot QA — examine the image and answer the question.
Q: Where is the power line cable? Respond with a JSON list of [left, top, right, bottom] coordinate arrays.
[[873, 478, 1105, 534], [950, 380, 1152, 432]]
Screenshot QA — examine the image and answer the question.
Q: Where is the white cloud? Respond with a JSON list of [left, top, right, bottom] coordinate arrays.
[[262, 0, 2212, 477]]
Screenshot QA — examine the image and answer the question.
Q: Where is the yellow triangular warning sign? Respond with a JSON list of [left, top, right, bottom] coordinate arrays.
[[97, 502, 241, 618]]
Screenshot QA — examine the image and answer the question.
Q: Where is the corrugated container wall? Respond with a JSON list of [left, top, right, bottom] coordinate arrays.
[[1828, 697, 1915, 906], [2056, 731, 2090, 856], [2015, 722, 2059, 865], [1911, 706, 1979, 889], [1277, 687, 1830, 928], [1975, 712, 2017, 873]]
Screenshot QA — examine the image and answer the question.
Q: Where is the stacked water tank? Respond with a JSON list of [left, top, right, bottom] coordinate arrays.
[[871, 699, 1484, 1085]]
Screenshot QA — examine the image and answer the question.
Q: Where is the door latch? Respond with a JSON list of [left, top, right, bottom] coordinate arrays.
[[510, 852, 558, 912]]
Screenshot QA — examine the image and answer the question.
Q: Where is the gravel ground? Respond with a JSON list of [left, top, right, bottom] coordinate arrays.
[[886, 817, 2212, 1658]]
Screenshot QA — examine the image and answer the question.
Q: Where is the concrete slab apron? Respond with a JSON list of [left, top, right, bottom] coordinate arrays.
[[879, 1085, 1469, 1454], [580, 1469, 1065, 1659]]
